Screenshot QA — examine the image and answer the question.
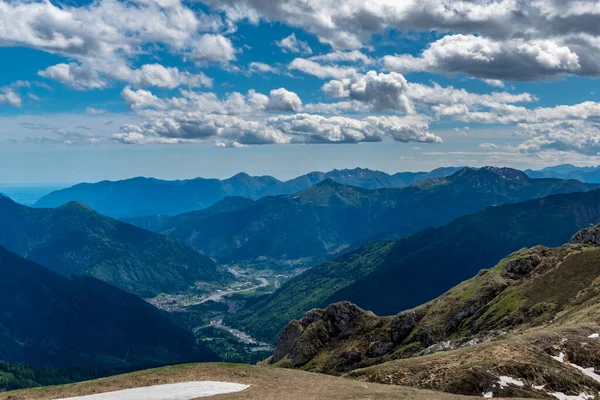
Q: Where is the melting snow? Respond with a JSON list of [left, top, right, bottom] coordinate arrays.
[[482, 391, 493, 398], [570, 363, 600, 384], [498, 376, 524, 388], [55, 381, 250, 400], [588, 333, 599, 339], [551, 393, 594, 400], [552, 352, 566, 363]]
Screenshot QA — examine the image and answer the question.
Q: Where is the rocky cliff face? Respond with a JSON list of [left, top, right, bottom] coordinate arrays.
[[271, 302, 364, 366], [269, 224, 600, 398]]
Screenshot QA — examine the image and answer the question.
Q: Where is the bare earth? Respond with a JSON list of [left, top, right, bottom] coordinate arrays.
[[0, 363, 529, 400]]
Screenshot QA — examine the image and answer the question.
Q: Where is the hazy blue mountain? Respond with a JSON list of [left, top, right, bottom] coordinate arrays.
[[526, 164, 600, 183], [0, 195, 228, 297], [34, 174, 281, 218], [0, 245, 216, 371], [34, 168, 463, 218], [129, 167, 596, 268], [225, 188, 600, 343]]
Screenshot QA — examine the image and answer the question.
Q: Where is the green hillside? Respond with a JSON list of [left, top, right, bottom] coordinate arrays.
[[226, 188, 600, 343], [0, 195, 229, 297]]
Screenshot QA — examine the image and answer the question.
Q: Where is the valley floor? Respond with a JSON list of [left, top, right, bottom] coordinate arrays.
[[0, 363, 529, 400]]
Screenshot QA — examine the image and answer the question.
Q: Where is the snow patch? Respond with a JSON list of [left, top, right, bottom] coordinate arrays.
[[498, 376, 524, 388], [55, 381, 250, 400], [483, 391, 493, 398], [551, 392, 594, 400], [588, 333, 599, 339], [552, 352, 566, 363], [570, 363, 600, 384]]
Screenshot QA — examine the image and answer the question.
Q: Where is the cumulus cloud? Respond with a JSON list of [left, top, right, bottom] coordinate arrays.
[[114, 112, 441, 146], [248, 62, 280, 75], [120, 86, 304, 114], [517, 120, 600, 156], [121, 86, 166, 109], [322, 71, 413, 113], [190, 34, 236, 63], [275, 33, 312, 55], [196, 0, 600, 51], [0, 89, 22, 108], [39, 62, 212, 90], [384, 35, 590, 81], [265, 88, 302, 112], [0, 0, 220, 60], [39, 63, 107, 90], [289, 58, 358, 80], [113, 113, 291, 145], [1, 0, 228, 90]]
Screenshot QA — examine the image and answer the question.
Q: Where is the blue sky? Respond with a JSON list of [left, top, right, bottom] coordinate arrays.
[[1, 0, 600, 183]]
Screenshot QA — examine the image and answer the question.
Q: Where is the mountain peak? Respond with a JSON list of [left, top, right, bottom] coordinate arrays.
[[58, 200, 94, 211], [453, 166, 529, 181]]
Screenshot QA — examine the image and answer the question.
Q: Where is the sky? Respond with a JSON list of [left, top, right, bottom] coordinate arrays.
[[2, 0, 600, 183]]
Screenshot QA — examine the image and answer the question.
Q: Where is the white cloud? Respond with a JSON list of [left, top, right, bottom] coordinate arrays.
[[195, 0, 600, 52], [482, 79, 505, 88], [0, 0, 218, 61], [265, 88, 302, 112], [310, 50, 373, 65], [127, 64, 213, 89], [289, 58, 358, 80], [322, 71, 413, 113], [85, 107, 108, 115], [39, 62, 212, 90], [113, 113, 291, 145], [121, 86, 166, 109], [0, 89, 22, 108], [114, 111, 442, 146], [267, 113, 441, 144], [248, 62, 280, 75], [190, 34, 237, 63], [384, 35, 588, 81], [275, 33, 312, 55], [39, 63, 107, 90]]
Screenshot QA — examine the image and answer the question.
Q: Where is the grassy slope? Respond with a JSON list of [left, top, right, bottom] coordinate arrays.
[[268, 227, 600, 397], [0, 195, 227, 297], [226, 188, 600, 343], [0, 363, 526, 400]]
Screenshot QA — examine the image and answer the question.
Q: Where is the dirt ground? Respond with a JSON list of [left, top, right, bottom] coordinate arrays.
[[0, 363, 529, 400]]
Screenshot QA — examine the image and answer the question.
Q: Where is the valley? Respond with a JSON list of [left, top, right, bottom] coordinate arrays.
[[148, 266, 304, 363]]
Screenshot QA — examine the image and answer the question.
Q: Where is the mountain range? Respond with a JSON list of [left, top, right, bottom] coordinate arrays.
[[268, 224, 600, 399], [0, 245, 215, 373], [33, 168, 463, 218], [226, 187, 600, 343], [128, 167, 597, 267], [0, 195, 229, 297], [526, 164, 600, 183]]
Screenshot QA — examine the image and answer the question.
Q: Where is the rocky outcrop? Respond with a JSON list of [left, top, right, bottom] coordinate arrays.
[[390, 308, 426, 343], [270, 302, 364, 366], [570, 224, 600, 246], [505, 252, 542, 275]]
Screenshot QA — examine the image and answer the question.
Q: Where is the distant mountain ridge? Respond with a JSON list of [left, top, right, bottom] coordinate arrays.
[[0, 245, 215, 371], [0, 195, 229, 297], [225, 187, 600, 343], [526, 163, 600, 183], [128, 167, 597, 268], [34, 167, 463, 218]]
